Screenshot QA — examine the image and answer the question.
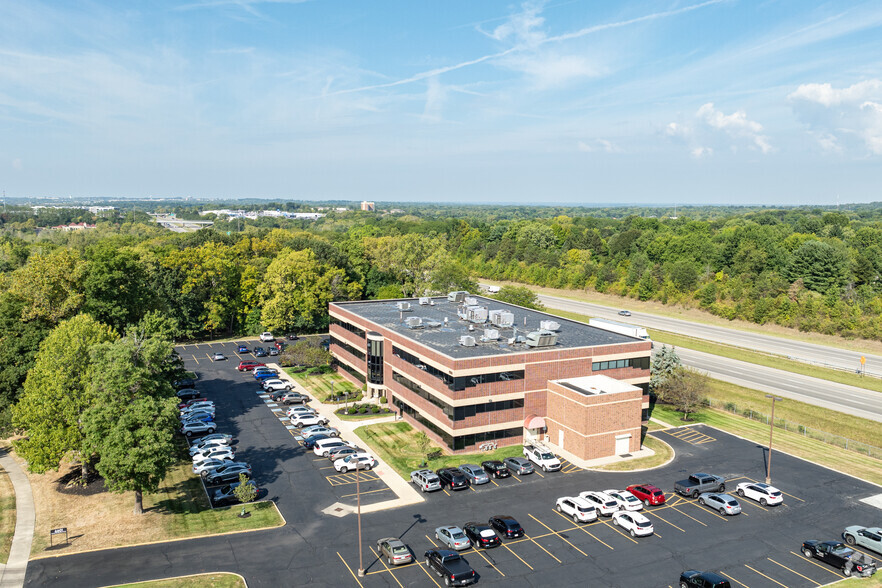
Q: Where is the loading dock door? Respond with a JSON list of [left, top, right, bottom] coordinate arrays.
[[615, 434, 631, 455]]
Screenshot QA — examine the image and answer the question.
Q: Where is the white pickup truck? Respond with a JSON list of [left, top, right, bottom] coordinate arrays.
[[523, 444, 561, 472]]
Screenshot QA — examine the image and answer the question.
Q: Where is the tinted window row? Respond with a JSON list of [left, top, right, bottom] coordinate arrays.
[[592, 356, 650, 371], [392, 371, 524, 422], [393, 397, 521, 450], [330, 335, 366, 362], [330, 318, 366, 339], [337, 360, 366, 384], [392, 346, 524, 391]]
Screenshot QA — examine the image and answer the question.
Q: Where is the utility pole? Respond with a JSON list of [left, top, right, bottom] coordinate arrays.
[[765, 395, 782, 484], [356, 463, 365, 577]]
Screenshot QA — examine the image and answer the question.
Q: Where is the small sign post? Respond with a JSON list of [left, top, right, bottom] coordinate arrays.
[[50, 527, 68, 547], [861, 356, 866, 377]]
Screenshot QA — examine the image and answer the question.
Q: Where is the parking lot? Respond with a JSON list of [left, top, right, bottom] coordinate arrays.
[[175, 340, 882, 588]]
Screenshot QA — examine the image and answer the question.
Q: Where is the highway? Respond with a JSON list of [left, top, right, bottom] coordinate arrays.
[[538, 293, 882, 378]]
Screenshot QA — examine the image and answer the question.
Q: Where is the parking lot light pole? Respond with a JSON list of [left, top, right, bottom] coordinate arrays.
[[356, 465, 365, 577], [765, 395, 782, 484]]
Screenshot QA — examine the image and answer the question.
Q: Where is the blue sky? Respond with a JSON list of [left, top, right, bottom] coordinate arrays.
[[2, 0, 882, 205]]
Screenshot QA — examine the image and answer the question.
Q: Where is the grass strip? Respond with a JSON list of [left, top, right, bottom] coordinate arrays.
[[289, 371, 357, 402], [592, 435, 673, 472], [0, 467, 15, 564], [106, 572, 245, 588], [825, 577, 882, 587], [353, 421, 522, 480]]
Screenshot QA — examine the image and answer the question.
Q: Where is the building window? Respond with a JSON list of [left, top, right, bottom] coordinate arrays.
[[591, 356, 650, 371], [392, 371, 524, 422], [337, 360, 366, 384], [330, 335, 365, 362], [392, 346, 524, 391], [367, 337, 384, 386], [393, 397, 522, 450], [330, 318, 366, 338]]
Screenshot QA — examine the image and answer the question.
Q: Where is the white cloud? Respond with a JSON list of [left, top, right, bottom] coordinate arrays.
[[696, 102, 773, 153], [665, 103, 772, 155], [504, 52, 602, 88], [486, 1, 546, 47], [789, 80, 882, 154], [578, 138, 622, 153], [11, 158, 22, 170], [422, 75, 446, 122], [691, 146, 712, 158]]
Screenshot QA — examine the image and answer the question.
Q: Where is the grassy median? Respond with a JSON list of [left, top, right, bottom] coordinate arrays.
[[593, 435, 674, 472], [354, 421, 522, 480], [0, 465, 15, 564], [289, 370, 358, 402], [106, 573, 245, 588]]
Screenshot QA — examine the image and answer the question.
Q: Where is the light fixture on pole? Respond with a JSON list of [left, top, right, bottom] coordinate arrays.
[[356, 462, 365, 577], [764, 395, 782, 484]]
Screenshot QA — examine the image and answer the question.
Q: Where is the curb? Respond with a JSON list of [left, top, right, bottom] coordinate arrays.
[[99, 571, 249, 588]]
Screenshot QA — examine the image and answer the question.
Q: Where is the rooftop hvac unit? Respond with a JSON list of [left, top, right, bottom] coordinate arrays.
[[405, 317, 423, 328], [447, 291, 468, 303], [467, 306, 488, 323], [424, 320, 442, 328], [489, 310, 515, 328], [418, 297, 431, 305], [540, 320, 561, 331], [396, 301, 412, 311], [524, 330, 558, 348], [463, 296, 479, 306], [482, 328, 499, 341], [459, 335, 476, 347]]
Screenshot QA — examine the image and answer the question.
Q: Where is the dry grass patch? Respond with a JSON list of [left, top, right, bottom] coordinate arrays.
[[0, 464, 15, 564], [106, 572, 245, 588]]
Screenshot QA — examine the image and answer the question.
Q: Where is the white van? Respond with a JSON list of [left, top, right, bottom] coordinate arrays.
[[313, 438, 351, 457]]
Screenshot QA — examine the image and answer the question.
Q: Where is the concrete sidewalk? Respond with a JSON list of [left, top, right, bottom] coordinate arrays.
[[0, 449, 34, 588]]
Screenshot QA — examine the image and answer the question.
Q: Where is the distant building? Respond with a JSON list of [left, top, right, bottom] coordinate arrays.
[[88, 206, 116, 215], [51, 222, 97, 231], [361, 201, 375, 212]]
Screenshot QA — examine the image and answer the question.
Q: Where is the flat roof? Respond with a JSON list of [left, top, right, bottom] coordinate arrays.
[[555, 375, 642, 396], [330, 294, 643, 359]]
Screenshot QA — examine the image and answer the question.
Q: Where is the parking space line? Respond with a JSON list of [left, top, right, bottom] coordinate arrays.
[[509, 475, 522, 483], [738, 499, 769, 512], [442, 488, 451, 496], [667, 505, 708, 527], [528, 536, 562, 563], [719, 571, 750, 588], [552, 511, 613, 550], [417, 561, 443, 587], [191, 356, 199, 364], [425, 534, 438, 547], [205, 353, 213, 361], [194, 343, 200, 348], [686, 500, 731, 522], [529, 514, 588, 557], [235, 352, 243, 360], [489, 479, 499, 487], [370, 547, 404, 588], [846, 544, 879, 560], [599, 519, 639, 544], [766, 558, 820, 586], [788, 552, 843, 578], [340, 488, 392, 499], [336, 551, 365, 588], [779, 490, 805, 503], [466, 548, 505, 577], [533, 470, 545, 479], [501, 543, 533, 570], [649, 511, 686, 533], [744, 564, 789, 587]]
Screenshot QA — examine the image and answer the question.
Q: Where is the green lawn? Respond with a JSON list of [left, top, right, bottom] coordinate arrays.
[[290, 371, 358, 402], [335, 411, 395, 421], [593, 435, 674, 472], [825, 576, 882, 587], [0, 468, 15, 564], [353, 421, 522, 480], [106, 573, 245, 588]]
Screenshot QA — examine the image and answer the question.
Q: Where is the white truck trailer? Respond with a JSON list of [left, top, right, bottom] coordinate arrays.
[[588, 318, 650, 340]]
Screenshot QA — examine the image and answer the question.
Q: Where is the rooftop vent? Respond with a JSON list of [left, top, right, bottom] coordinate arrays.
[[459, 335, 476, 347], [481, 328, 499, 342], [447, 291, 468, 303], [489, 309, 515, 328], [397, 301, 412, 311], [418, 297, 431, 305], [464, 296, 479, 306], [524, 330, 558, 348], [540, 320, 561, 332], [424, 320, 442, 328], [405, 317, 423, 329]]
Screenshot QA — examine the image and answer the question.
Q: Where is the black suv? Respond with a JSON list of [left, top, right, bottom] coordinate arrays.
[[173, 378, 196, 390], [680, 570, 732, 588], [481, 460, 511, 478], [436, 467, 470, 491], [489, 515, 524, 539]]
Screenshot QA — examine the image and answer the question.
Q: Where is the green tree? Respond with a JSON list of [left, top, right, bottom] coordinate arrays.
[[12, 314, 117, 477], [8, 248, 86, 323], [428, 260, 478, 295], [280, 340, 332, 370], [233, 473, 257, 505], [491, 286, 545, 310], [656, 368, 708, 421], [365, 234, 446, 297], [785, 240, 849, 292], [83, 245, 151, 332], [649, 344, 681, 393], [0, 294, 53, 414]]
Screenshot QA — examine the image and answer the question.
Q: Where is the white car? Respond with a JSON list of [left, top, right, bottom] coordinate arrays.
[[612, 511, 654, 537], [605, 489, 643, 512], [192, 447, 235, 464], [285, 406, 315, 418], [262, 379, 292, 392], [188, 439, 229, 456], [313, 438, 353, 457], [259, 332, 275, 342], [735, 482, 783, 506], [291, 414, 330, 428], [334, 453, 378, 472], [556, 496, 598, 523], [192, 457, 232, 475], [579, 491, 620, 516]]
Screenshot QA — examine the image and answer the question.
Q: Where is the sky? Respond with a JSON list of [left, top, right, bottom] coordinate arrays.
[[2, 1, 882, 205]]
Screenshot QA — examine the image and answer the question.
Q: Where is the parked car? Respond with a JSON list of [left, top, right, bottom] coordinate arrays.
[[802, 540, 877, 577], [579, 491, 620, 516], [268, 348, 279, 356], [735, 482, 783, 506], [286, 333, 299, 340], [178, 397, 208, 410], [424, 549, 476, 586], [675, 472, 726, 498], [300, 434, 331, 449], [180, 401, 214, 414], [192, 457, 231, 475], [180, 411, 214, 424], [260, 332, 275, 342], [627, 484, 667, 507], [285, 406, 315, 418], [290, 414, 330, 428], [843, 526, 882, 556], [612, 511, 654, 537], [679, 570, 732, 588], [188, 439, 228, 456], [503, 457, 533, 475], [212, 480, 259, 506], [618, 310, 632, 317], [197, 433, 233, 444], [180, 421, 216, 437], [556, 496, 598, 523], [488, 515, 525, 539], [411, 469, 442, 492], [300, 425, 338, 437], [237, 360, 263, 372], [175, 388, 201, 401], [173, 378, 196, 389], [435, 525, 471, 551], [327, 446, 363, 461], [262, 379, 292, 393], [334, 453, 378, 472], [313, 438, 352, 457], [459, 464, 490, 485], [253, 370, 280, 381], [436, 467, 470, 491], [192, 447, 235, 464], [376, 537, 413, 566], [605, 489, 643, 511], [204, 463, 252, 485], [481, 460, 511, 478], [211, 352, 226, 361], [254, 347, 268, 357], [697, 493, 741, 516], [462, 522, 500, 548], [523, 444, 561, 472], [201, 461, 251, 479], [237, 345, 250, 354], [278, 392, 310, 405]]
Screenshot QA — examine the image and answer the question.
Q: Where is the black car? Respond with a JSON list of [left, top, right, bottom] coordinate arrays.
[[254, 347, 268, 357], [679, 570, 732, 588], [212, 480, 258, 506], [488, 515, 525, 539], [481, 460, 511, 478], [423, 550, 476, 586], [204, 463, 252, 485], [301, 434, 331, 449], [286, 333, 298, 340], [175, 388, 200, 401], [436, 467, 470, 491], [462, 522, 501, 548], [173, 378, 196, 390], [802, 540, 876, 577]]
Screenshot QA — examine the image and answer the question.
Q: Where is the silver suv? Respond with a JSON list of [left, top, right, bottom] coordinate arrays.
[[410, 469, 442, 493]]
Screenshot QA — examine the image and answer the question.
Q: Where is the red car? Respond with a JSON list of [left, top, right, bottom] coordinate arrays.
[[626, 484, 667, 506], [237, 361, 265, 372], [177, 398, 209, 410]]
